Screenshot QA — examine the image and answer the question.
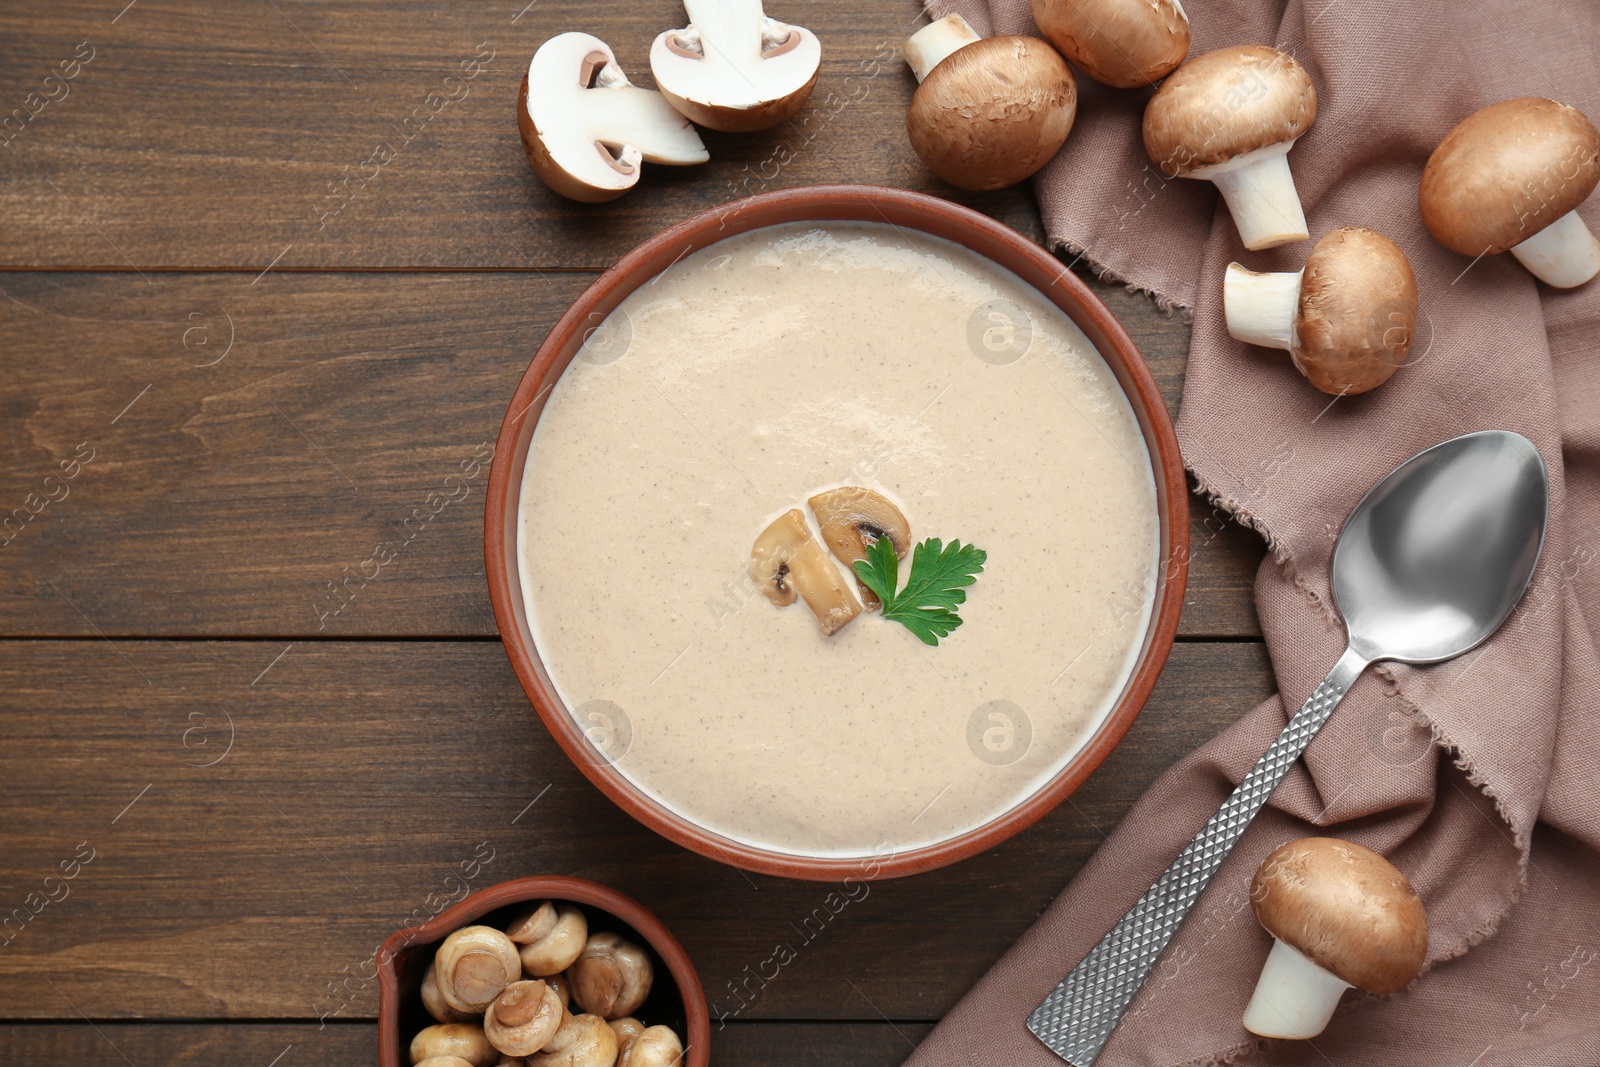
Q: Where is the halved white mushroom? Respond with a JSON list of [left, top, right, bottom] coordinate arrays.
[[520, 32, 709, 203], [507, 902, 587, 977], [483, 980, 564, 1058], [650, 0, 822, 132], [807, 487, 910, 608], [569, 931, 653, 1020], [751, 508, 862, 635], [434, 926, 523, 1014]]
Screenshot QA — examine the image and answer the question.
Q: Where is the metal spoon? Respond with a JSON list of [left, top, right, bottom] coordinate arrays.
[[1027, 429, 1549, 1065]]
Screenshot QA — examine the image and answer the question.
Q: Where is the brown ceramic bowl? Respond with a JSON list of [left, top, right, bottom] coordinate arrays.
[[377, 875, 709, 1067], [485, 184, 1189, 882]]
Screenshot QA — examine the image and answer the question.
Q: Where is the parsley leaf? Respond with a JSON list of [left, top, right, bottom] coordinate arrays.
[[853, 536, 987, 646]]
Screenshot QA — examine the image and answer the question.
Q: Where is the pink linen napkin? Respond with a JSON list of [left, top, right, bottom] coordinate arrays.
[[905, 0, 1600, 1064]]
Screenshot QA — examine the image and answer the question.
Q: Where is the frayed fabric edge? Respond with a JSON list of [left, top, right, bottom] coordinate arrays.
[[1047, 233, 1192, 317], [1366, 666, 1531, 965]]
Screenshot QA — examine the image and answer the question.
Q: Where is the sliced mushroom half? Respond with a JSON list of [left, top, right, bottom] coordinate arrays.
[[750, 509, 862, 635], [650, 0, 822, 132], [520, 32, 709, 203], [807, 487, 910, 607]]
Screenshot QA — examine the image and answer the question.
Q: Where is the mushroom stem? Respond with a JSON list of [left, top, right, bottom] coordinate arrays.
[[1190, 140, 1309, 250], [1243, 938, 1353, 1040], [1509, 208, 1600, 288], [582, 81, 708, 165], [904, 14, 981, 83], [1223, 263, 1302, 350]]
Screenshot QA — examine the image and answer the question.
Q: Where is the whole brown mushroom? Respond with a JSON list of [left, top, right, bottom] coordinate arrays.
[[569, 931, 654, 1020], [1420, 97, 1600, 288], [1030, 0, 1189, 88], [903, 15, 1077, 191], [1144, 45, 1317, 250], [1244, 837, 1428, 1039], [1224, 226, 1418, 396]]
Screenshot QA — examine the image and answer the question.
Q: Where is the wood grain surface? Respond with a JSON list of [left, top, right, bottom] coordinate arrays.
[[0, 0, 1274, 1061]]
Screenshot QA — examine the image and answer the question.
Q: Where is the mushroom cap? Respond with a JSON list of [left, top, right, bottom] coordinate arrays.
[[1030, 0, 1189, 88], [483, 980, 564, 1057], [570, 931, 654, 1020], [907, 35, 1078, 191], [1420, 97, 1600, 256], [649, 2, 822, 133], [435, 926, 523, 1014], [410, 1022, 497, 1067], [1251, 837, 1428, 994], [1143, 45, 1316, 176], [1292, 226, 1418, 395], [515, 904, 587, 976]]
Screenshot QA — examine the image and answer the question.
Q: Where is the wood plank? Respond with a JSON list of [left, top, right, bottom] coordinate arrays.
[[0, 1020, 932, 1065], [0, 272, 1262, 639], [0, 0, 1040, 269], [0, 639, 1272, 1020]]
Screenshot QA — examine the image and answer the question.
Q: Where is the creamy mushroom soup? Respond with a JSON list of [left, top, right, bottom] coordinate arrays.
[[518, 222, 1159, 857]]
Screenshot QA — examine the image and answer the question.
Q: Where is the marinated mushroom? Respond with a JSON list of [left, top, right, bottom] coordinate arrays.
[[903, 14, 1077, 191], [617, 1025, 684, 1067], [527, 1011, 620, 1067], [750, 508, 862, 635], [546, 971, 572, 1012], [435, 926, 523, 1014], [569, 931, 654, 1020], [493, 1058, 525, 1067], [650, 0, 821, 132], [1244, 837, 1428, 1039], [1030, 0, 1189, 88], [807, 486, 910, 607], [483, 980, 564, 1057], [508, 902, 587, 977], [410, 1023, 498, 1067], [423, 960, 479, 1024], [520, 32, 709, 203], [1420, 97, 1600, 288], [1143, 45, 1317, 250], [415, 1058, 477, 1067], [609, 1016, 645, 1058], [1224, 226, 1418, 395]]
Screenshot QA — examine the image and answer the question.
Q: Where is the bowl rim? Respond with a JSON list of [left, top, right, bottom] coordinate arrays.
[[484, 183, 1190, 882], [376, 874, 711, 1067]]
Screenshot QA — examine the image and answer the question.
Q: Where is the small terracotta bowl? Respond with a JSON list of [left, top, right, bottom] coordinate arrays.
[[485, 184, 1190, 882], [377, 875, 710, 1067]]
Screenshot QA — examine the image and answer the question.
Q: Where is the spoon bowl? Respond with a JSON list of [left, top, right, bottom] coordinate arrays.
[[1335, 430, 1548, 664]]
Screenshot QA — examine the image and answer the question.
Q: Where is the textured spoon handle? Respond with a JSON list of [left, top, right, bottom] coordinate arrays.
[[1026, 646, 1370, 1066]]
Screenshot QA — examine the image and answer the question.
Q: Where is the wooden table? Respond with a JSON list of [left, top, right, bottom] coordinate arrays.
[[0, 2, 1270, 1062]]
